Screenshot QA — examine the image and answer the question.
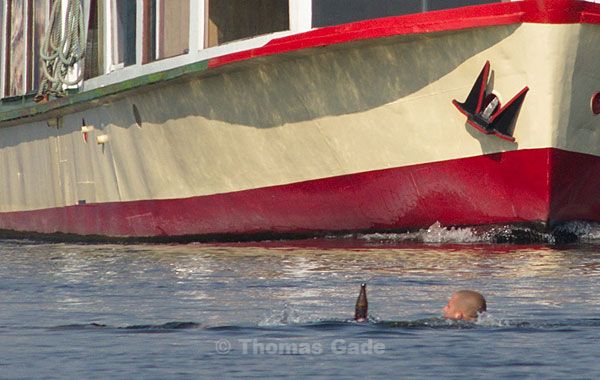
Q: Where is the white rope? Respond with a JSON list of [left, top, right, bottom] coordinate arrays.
[[37, 0, 86, 100]]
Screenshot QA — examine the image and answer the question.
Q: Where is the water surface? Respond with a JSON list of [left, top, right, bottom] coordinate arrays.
[[2, 224, 600, 378]]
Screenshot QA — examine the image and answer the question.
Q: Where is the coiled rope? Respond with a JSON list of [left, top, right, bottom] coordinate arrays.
[[36, 0, 86, 101]]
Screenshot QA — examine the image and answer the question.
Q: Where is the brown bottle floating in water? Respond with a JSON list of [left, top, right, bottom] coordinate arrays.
[[354, 283, 368, 322]]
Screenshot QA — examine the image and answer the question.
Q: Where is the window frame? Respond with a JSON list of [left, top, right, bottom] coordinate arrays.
[[2, 0, 309, 95], [204, 0, 291, 48], [108, 0, 137, 70]]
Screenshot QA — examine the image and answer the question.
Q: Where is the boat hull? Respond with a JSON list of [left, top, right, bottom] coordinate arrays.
[[0, 147, 598, 239], [1, 3, 600, 240]]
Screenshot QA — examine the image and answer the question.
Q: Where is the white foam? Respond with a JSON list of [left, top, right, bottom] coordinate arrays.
[[422, 222, 484, 243], [475, 312, 511, 327], [547, 221, 600, 243], [564, 221, 600, 242], [359, 221, 600, 245], [259, 304, 310, 326], [360, 221, 486, 244]]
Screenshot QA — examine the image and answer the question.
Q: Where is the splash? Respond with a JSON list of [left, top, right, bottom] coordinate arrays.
[[422, 222, 484, 243], [484, 225, 555, 244], [358, 221, 600, 245], [556, 221, 600, 243], [475, 312, 511, 327], [359, 222, 486, 244], [259, 303, 306, 326]]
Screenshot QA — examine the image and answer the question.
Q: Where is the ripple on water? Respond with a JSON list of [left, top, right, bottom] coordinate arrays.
[[1, 234, 600, 378]]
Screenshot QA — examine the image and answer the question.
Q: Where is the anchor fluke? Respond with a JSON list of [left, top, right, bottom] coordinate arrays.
[[454, 61, 490, 116], [453, 61, 528, 142]]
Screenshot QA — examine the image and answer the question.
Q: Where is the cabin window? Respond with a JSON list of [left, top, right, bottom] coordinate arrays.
[[111, 0, 136, 68], [312, 0, 502, 27], [2, 0, 50, 97], [0, 2, 4, 94], [30, 0, 48, 92], [205, 0, 289, 48], [426, 0, 498, 11], [144, 0, 190, 62], [158, 0, 189, 59], [84, 0, 103, 79], [312, 0, 421, 27], [5, 0, 27, 96]]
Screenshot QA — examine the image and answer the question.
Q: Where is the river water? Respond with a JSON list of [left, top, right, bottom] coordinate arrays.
[[2, 223, 600, 379]]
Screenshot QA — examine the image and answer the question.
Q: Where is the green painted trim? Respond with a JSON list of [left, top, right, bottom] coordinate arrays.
[[0, 59, 210, 125]]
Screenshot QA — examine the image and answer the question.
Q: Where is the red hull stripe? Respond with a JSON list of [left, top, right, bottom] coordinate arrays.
[[550, 148, 600, 221], [208, 1, 600, 69], [0, 148, 598, 238]]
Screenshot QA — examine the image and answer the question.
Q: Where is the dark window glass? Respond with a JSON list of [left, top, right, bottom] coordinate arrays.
[[112, 0, 137, 66], [312, 0, 422, 28], [84, 0, 102, 79], [312, 0, 503, 28], [206, 0, 289, 48], [427, 0, 499, 11]]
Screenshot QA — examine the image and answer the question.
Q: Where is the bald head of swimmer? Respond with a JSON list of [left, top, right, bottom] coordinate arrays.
[[442, 290, 487, 321]]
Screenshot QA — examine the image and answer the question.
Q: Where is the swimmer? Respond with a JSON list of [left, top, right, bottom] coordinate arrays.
[[354, 283, 368, 322], [442, 290, 486, 321]]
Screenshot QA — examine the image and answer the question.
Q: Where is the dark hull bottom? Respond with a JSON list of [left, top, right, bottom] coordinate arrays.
[[0, 148, 598, 242]]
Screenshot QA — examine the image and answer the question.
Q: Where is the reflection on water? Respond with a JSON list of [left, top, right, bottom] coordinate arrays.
[[1, 229, 600, 378]]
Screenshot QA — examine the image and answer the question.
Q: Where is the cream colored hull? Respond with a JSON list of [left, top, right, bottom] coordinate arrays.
[[0, 23, 599, 237]]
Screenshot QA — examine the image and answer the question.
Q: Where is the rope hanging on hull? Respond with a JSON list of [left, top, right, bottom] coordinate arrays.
[[36, 0, 86, 102]]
